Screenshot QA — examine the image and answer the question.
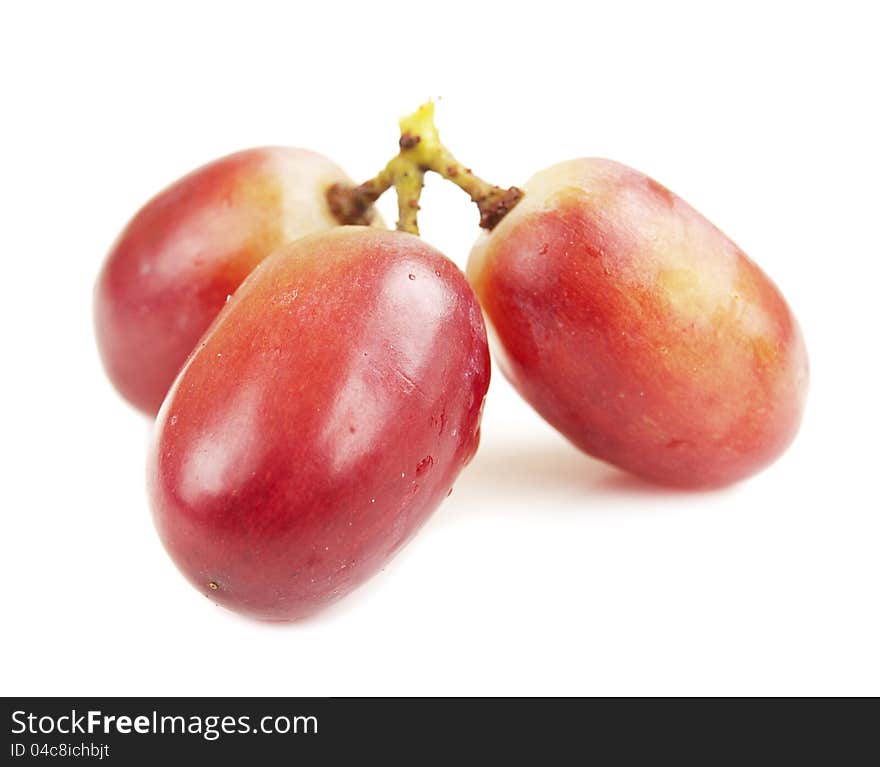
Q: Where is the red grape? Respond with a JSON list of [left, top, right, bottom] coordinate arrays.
[[468, 159, 808, 487], [94, 148, 372, 414], [149, 227, 490, 620]]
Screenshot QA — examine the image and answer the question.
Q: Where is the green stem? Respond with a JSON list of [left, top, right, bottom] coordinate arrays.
[[326, 102, 524, 235]]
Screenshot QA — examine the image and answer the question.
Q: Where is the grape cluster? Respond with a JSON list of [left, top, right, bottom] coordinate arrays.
[[94, 104, 808, 620]]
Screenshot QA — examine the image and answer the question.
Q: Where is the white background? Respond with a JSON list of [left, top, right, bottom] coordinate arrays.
[[2, 1, 878, 696]]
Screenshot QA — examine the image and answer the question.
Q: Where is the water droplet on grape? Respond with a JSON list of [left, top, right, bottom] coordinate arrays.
[[416, 455, 434, 475]]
